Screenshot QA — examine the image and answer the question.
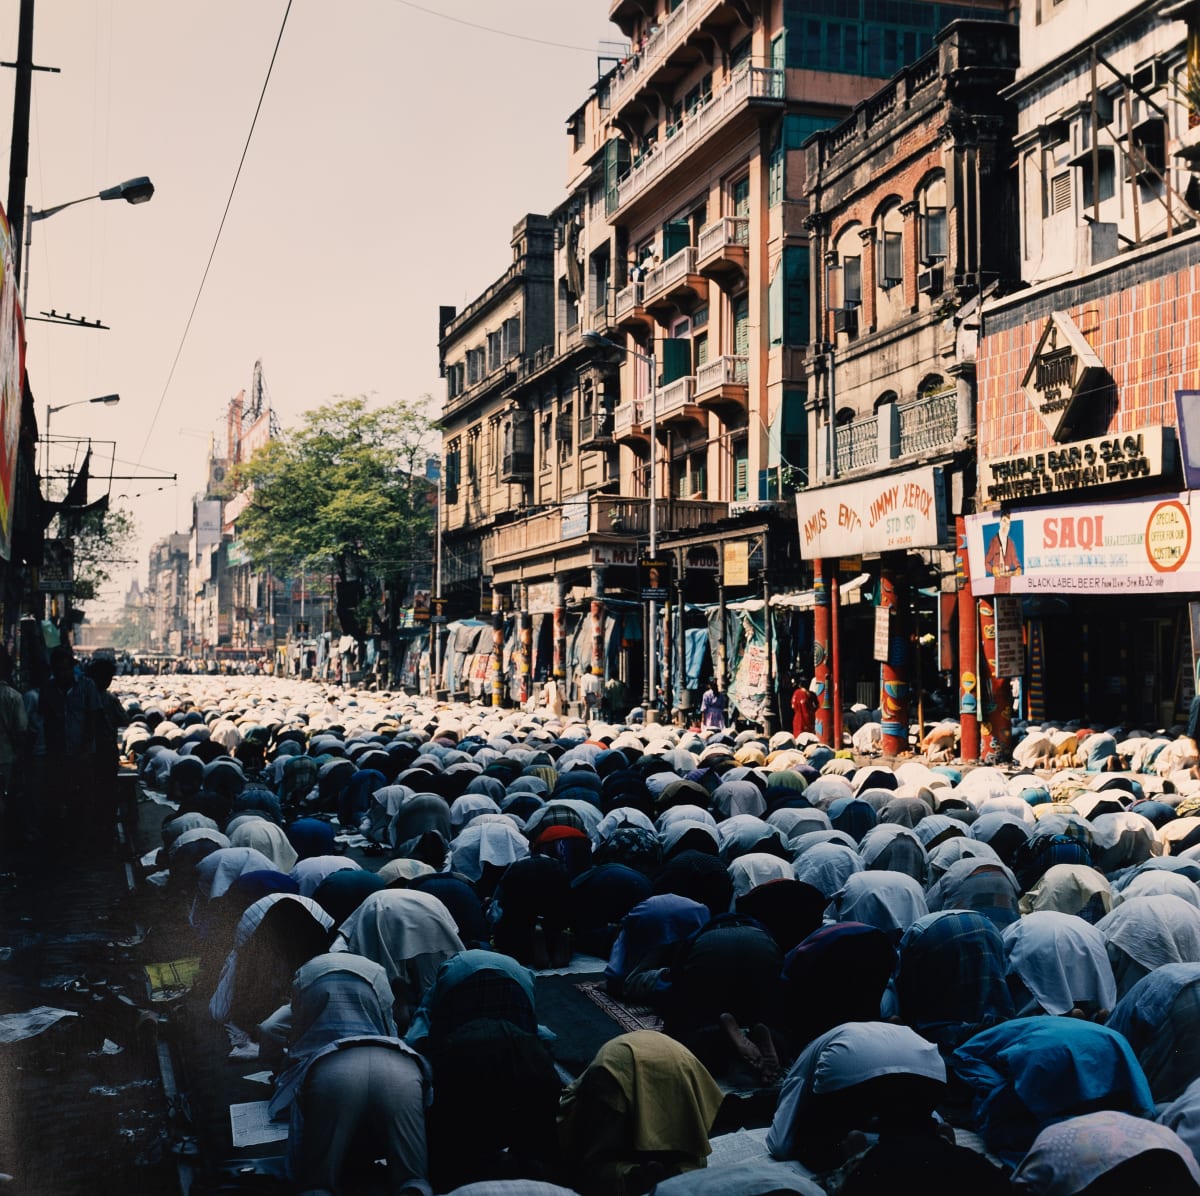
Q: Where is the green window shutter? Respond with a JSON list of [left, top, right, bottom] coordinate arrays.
[[734, 455, 749, 500], [663, 220, 691, 258], [784, 247, 810, 346], [733, 296, 750, 357], [733, 177, 751, 218], [604, 138, 630, 216], [660, 338, 692, 385]]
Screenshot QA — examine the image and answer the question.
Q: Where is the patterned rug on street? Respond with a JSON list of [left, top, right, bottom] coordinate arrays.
[[576, 978, 663, 1034]]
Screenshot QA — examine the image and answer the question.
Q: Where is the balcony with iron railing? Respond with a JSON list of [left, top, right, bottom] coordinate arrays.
[[615, 66, 784, 214], [694, 354, 748, 416], [608, 0, 727, 115], [696, 215, 749, 282], [579, 411, 615, 451], [643, 244, 705, 312]]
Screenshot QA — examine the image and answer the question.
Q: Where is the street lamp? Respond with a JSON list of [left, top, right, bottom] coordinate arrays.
[[582, 328, 660, 716], [23, 176, 155, 312], [44, 393, 120, 477]]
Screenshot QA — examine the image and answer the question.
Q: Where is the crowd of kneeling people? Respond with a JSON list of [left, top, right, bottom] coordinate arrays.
[[129, 691, 1200, 1195]]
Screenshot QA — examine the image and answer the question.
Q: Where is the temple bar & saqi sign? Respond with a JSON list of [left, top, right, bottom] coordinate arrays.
[[981, 427, 1166, 504]]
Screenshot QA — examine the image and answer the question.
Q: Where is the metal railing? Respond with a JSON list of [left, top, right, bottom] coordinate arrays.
[[616, 67, 784, 210], [579, 412, 614, 444], [899, 389, 958, 457]]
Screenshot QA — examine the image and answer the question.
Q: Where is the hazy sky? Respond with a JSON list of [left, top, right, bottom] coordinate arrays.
[[0, 1, 622, 612]]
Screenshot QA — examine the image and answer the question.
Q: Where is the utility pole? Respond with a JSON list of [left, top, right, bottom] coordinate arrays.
[[7, 0, 34, 282]]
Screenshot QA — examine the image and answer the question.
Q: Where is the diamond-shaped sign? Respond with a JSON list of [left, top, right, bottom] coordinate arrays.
[[1020, 311, 1106, 442]]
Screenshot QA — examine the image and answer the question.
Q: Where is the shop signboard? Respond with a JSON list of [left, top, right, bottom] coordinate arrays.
[[640, 557, 671, 602], [561, 494, 589, 539], [1021, 311, 1107, 442], [724, 541, 749, 585], [591, 543, 638, 566], [993, 596, 1023, 678], [966, 492, 1200, 595], [37, 538, 73, 593], [873, 605, 890, 663], [980, 427, 1166, 505], [794, 466, 947, 559]]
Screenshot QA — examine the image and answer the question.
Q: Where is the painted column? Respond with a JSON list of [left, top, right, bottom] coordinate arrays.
[[552, 579, 567, 683], [761, 534, 777, 737], [812, 558, 833, 746], [830, 571, 843, 749], [590, 566, 606, 679], [675, 564, 687, 721], [716, 561, 728, 691], [955, 515, 980, 761], [490, 586, 504, 708], [879, 554, 910, 756], [978, 596, 1013, 760], [518, 583, 532, 706]]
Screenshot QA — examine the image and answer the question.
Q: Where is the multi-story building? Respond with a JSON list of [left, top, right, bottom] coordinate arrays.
[[146, 532, 190, 654], [436, 0, 1010, 719], [965, 0, 1200, 736], [795, 19, 1019, 751], [222, 368, 281, 658]]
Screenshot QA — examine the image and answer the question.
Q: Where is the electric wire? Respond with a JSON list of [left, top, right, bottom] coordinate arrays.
[[390, 0, 605, 53], [136, 0, 293, 465]]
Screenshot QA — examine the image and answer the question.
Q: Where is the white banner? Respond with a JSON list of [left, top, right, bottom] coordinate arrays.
[[795, 466, 947, 558], [966, 492, 1200, 595]]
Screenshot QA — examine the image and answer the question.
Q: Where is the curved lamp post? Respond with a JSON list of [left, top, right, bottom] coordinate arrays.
[[43, 393, 120, 478], [582, 328, 660, 714], [23, 175, 155, 312]]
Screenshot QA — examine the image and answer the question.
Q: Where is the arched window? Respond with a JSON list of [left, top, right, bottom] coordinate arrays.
[[874, 390, 898, 411], [832, 223, 863, 308], [917, 174, 947, 264], [876, 203, 904, 289]]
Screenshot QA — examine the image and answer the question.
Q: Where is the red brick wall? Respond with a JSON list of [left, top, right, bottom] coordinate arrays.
[[978, 260, 1200, 459]]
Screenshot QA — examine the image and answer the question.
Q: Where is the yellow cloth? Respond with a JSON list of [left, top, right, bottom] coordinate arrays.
[[561, 1030, 723, 1160]]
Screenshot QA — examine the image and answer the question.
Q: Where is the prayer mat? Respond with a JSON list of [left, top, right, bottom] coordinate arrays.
[[575, 978, 664, 1034]]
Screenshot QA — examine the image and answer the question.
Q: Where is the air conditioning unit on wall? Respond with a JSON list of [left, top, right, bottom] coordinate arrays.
[[917, 265, 944, 295]]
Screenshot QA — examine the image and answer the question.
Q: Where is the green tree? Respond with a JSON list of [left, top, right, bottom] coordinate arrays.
[[234, 396, 436, 636], [70, 505, 138, 604]]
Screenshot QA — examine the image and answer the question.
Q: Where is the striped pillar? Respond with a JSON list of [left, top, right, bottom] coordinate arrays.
[[812, 559, 832, 745], [956, 515, 980, 761], [880, 555, 910, 756]]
